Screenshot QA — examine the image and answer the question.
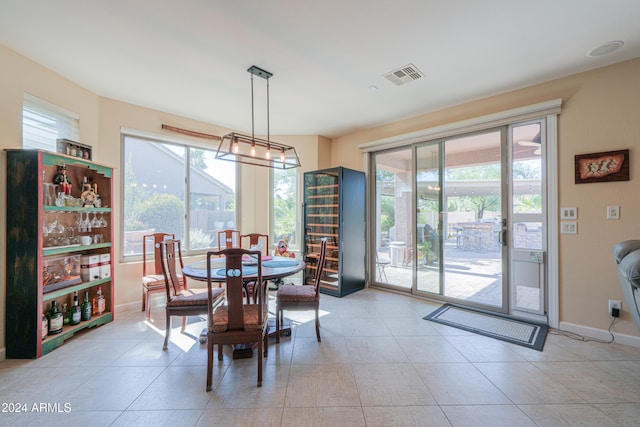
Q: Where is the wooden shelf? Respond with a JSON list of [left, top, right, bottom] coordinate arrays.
[[43, 242, 111, 257], [42, 312, 113, 355], [43, 277, 112, 300], [44, 206, 112, 213]]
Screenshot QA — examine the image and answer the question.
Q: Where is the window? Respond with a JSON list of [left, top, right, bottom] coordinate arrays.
[[122, 133, 237, 257], [23, 94, 79, 151], [272, 167, 299, 252]]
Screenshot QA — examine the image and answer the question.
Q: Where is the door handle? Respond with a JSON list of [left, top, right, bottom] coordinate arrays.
[[498, 230, 507, 246]]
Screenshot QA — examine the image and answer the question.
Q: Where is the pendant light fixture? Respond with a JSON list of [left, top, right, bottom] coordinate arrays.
[[216, 65, 300, 169]]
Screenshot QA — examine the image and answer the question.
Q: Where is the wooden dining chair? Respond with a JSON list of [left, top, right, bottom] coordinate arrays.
[[142, 232, 180, 320], [275, 238, 327, 343], [205, 248, 269, 391], [240, 233, 269, 256], [217, 229, 240, 250], [160, 239, 225, 350]]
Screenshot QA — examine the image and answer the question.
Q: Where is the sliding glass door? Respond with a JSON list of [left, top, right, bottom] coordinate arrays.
[[372, 121, 547, 318], [373, 148, 413, 290], [438, 130, 506, 309]]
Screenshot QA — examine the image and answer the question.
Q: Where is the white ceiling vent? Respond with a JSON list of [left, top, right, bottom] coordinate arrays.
[[383, 64, 424, 86]]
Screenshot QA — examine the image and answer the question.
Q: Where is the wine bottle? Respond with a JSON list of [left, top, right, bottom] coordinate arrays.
[[41, 313, 48, 340], [81, 291, 92, 321], [62, 303, 69, 325], [69, 292, 81, 325], [93, 286, 105, 315], [48, 301, 63, 335]]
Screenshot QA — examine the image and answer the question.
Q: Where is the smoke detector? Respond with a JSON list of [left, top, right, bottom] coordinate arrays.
[[383, 64, 424, 86]]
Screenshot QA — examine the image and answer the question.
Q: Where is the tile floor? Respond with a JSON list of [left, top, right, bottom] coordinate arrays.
[[1, 288, 640, 426]]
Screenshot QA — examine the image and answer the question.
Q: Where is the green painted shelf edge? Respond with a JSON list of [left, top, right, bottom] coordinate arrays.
[[42, 151, 112, 177], [43, 242, 112, 256], [44, 206, 112, 213], [41, 312, 113, 355], [43, 277, 112, 301]]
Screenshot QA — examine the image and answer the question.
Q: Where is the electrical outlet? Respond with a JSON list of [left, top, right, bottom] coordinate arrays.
[[608, 300, 621, 315], [607, 205, 620, 220]]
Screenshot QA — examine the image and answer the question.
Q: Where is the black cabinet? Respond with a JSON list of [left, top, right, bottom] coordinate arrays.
[[303, 167, 365, 297]]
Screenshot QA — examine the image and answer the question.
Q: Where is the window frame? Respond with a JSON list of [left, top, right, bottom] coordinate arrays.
[[271, 166, 300, 255], [121, 128, 238, 260]]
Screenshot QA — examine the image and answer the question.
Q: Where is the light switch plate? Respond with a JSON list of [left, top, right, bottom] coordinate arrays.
[[607, 205, 620, 220], [560, 207, 577, 220], [561, 221, 578, 234]]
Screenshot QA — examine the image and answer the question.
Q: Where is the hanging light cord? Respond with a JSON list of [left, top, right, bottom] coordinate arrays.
[[266, 77, 270, 145], [251, 73, 255, 142]]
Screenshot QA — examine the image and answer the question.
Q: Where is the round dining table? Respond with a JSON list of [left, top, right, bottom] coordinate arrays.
[[181, 256, 305, 357], [182, 256, 305, 284]]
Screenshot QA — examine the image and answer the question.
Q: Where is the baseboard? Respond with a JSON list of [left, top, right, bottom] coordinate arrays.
[[559, 321, 640, 348], [116, 301, 141, 313], [116, 294, 165, 314]]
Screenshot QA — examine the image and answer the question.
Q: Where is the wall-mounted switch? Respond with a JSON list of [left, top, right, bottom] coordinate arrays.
[[561, 221, 578, 234], [561, 207, 577, 220]]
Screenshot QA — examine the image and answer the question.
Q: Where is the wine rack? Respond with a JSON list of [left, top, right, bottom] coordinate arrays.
[[303, 167, 365, 297], [5, 149, 114, 358]]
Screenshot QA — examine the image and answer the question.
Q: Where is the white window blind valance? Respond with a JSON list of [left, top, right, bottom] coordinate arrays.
[[23, 93, 80, 151]]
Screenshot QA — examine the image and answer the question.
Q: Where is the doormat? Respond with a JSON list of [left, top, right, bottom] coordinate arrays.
[[424, 304, 548, 351]]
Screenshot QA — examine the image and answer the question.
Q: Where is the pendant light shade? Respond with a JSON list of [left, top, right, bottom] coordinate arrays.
[[215, 65, 300, 169]]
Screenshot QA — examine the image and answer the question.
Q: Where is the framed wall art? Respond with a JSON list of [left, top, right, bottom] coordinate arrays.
[[574, 149, 629, 184]]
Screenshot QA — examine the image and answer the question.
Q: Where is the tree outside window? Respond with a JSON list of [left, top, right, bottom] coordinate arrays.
[[123, 135, 236, 256]]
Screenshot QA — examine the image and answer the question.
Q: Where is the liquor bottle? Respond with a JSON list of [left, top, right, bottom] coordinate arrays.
[[93, 286, 105, 315], [81, 291, 92, 321], [69, 292, 82, 325], [48, 300, 63, 335], [62, 303, 69, 325], [41, 313, 48, 340]]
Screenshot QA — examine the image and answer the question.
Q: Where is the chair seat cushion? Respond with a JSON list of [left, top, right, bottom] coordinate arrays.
[[211, 304, 267, 332], [167, 287, 224, 308], [142, 274, 164, 288], [143, 273, 184, 289], [277, 284, 318, 302]]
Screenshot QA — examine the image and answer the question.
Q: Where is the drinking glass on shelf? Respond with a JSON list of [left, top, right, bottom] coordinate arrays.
[[43, 183, 57, 206], [91, 212, 101, 229], [78, 211, 91, 233], [84, 212, 92, 233], [75, 212, 83, 233], [55, 192, 66, 207], [48, 212, 65, 235], [98, 212, 108, 228]]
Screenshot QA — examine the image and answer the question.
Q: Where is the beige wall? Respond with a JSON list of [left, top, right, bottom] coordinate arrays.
[[1, 42, 639, 356], [331, 58, 640, 338], [0, 44, 329, 354]]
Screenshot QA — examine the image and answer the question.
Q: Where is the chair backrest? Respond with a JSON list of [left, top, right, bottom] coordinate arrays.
[[206, 248, 264, 330], [240, 233, 269, 256], [312, 238, 328, 298], [143, 232, 175, 276], [159, 239, 186, 299], [217, 229, 240, 250]]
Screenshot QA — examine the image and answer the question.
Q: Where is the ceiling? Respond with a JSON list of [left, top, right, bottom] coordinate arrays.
[[2, 1, 639, 139]]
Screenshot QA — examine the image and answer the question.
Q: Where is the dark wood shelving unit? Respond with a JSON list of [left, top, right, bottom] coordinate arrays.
[[5, 149, 114, 358]]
